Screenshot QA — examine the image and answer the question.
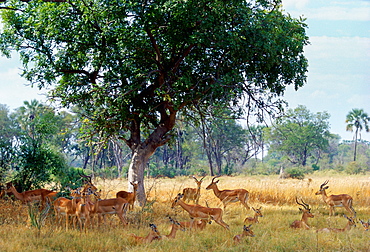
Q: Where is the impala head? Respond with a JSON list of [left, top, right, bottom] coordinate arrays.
[[243, 224, 255, 237], [359, 219, 370, 231], [169, 216, 186, 231], [296, 197, 314, 218], [344, 215, 356, 228], [315, 180, 329, 195], [192, 175, 205, 188], [252, 207, 263, 218], [206, 175, 221, 190], [130, 181, 139, 191], [149, 223, 161, 238], [171, 193, 184, 208]]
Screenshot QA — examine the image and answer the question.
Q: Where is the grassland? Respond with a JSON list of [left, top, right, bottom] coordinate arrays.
[[0, 173, 369, 252]]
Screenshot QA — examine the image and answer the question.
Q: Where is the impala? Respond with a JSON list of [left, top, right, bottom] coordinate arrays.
[[130, 224, 161, 243], [315, 180, 356, 217], [75, 189, 96, 231], [182, 176, 205, 205], [233, 225, 255, 243], [179, 219, 208, 231], [6, 183, 56, 206], [164, 217, 186, 239], [290, 198, 314, 230], [206, 176, 250, 210], [359, 219, 370, 231], [317, 215, 356, 232], [53, 188, 81, 230], [116, 181, 138, 210], [93, 197, 129, 226], [244, 207, 263, 224], [171, 193, 229, 230]]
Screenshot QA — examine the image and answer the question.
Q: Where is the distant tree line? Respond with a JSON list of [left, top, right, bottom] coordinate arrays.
[[1, 101, 369, 189]]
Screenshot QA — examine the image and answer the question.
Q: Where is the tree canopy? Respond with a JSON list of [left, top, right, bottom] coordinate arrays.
[[264, 105, 331, 166], [0, 0, 309, 204]]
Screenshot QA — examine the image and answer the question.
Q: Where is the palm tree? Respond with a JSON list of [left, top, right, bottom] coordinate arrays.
[[345, 109, 370, 161]]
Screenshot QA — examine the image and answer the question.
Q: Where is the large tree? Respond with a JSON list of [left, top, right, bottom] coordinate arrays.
[[0, 0, 308, 204], [264, 105, 331, 166], [345, 108, 370, 161]]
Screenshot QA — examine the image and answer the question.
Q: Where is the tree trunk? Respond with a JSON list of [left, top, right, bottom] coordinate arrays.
[[353, 128, 358, 161], [127, 146, 154, 206]]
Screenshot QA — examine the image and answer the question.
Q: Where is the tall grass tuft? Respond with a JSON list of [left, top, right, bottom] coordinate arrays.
[[27, 201, 51, 237]]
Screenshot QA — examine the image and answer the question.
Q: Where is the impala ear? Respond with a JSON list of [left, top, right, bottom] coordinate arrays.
[[324, 186, 329, 190], [215, 180, 219, 184]]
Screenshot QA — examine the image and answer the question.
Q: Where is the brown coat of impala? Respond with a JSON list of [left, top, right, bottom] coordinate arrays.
[[317, 215, 356, 232], [206, 176, 250, 210], [6, 183, 57, 206], [233, 225, 255, 243], [244, 207, 263, 223], [315, 180, 356, 216], [290, 198, 314, 230], [171, 193, 229, 230], [130, 224, 161, 243], [182, 176, 205, 205], [116, 181, 139, 210]]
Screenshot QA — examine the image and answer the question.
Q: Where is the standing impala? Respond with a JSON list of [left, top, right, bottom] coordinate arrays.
[[171, 193, 229, 230], [182, 176, 205, 205], [290, 198, 314, 230], [6, 183, 57, 207], [116, 181, 139, 210], [206, 176, 250, 210], [315, 180, 356, 217]]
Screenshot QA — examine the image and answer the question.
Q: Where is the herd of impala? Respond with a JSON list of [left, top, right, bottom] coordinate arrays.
[[0, 175, 368, 244]]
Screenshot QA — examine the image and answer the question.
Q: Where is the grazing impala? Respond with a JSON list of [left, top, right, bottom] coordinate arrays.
[[317, 215, 356, 232], [6, 183, 57, 206], [290, 198, 314, 230], [315, 180, 356, 217], [182, 176, 205, 205], [116, 181, 139, 210], [206, 176, 250, 210], [233, 225, 255, 243], [164, 217, 186, 239], [244, 207, 263, 224], [171, 193, 229, 230], [359, 219, 370, 231], [130, 224, 161, 243]]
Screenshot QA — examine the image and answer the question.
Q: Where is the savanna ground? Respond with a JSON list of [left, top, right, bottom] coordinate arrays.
[[0, 172, 369, 252]]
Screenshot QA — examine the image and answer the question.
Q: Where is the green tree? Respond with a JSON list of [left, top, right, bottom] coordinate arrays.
[[0, 0, 308, 204], [345, 108, 370, 161], [264, 105, 331, 166]]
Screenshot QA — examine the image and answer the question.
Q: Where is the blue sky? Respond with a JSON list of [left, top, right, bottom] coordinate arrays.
[[0, 0, 369, 141]]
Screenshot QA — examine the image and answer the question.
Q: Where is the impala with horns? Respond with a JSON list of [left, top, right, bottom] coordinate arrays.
[[315, 180, 356, 217], [233, 224, 255, 243], [290, 198, 314, 230], [116, 181, 139, 210], [164, 217, 186, 239], [171, 193, 229, 230], [206, 176, 250, 210], [244, 206, 263, 224], [182, 176, 205, 205], [130, 224, 161, 243], [359, 219, 370, 231], [317, 215, 356, 233]]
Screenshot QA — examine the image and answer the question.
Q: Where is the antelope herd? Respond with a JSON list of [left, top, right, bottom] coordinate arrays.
[[0, 175, 368, 246]]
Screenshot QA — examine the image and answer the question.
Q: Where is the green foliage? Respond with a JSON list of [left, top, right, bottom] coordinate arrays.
[[264, 105, 332, 167], [284, 167, 305, 179], [345, 161, 365, 175], [27, 202, 51, 237]]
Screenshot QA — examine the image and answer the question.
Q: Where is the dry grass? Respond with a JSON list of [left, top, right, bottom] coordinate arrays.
[[0, 173, 369, 251]]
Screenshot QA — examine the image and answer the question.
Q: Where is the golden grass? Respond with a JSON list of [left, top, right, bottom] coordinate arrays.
[[0, 173, 369, 251]]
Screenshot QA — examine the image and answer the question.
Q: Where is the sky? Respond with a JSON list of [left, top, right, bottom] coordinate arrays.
[[0, 0, 369, 142]]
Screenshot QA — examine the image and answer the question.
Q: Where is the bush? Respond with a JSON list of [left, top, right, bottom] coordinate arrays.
[[345, 161, 364, 174], [284, 167, 305, 179]]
